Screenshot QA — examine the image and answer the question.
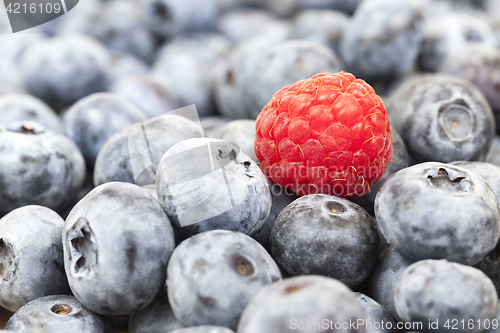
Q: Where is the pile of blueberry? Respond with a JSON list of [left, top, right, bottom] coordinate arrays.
[[1, 0, 500, 332]]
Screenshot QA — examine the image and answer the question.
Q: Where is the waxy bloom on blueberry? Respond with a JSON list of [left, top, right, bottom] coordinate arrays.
[[254, 72, 392, 198]]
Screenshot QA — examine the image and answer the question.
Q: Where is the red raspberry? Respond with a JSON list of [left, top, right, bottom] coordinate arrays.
[[254, 72, 392, 198]]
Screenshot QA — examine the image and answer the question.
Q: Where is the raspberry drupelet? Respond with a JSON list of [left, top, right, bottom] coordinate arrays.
[[254, 72, 392, 198]]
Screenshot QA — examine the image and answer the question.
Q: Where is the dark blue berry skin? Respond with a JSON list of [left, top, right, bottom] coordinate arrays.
[[5, 295, 116, 333], [214, 119, 257, 162], [152, 54, 215, 117], [262, 0, 363, 17], [109, 74, 182, 119], [419, 13, 497, 72], [63, 182, 176, 316], [340, 0, 423, 83], [143, 0, 219, 38], [487, 136, 500, 167], [0, 93, 63, 133], [140, 184, 187, 246], [128, 289, 184, 333], [237, 275, 365, 333], [476, 241, 500, 297], [354, 293, 398, 333], [216, 8, 290, 44], [247, 40, 344, 119], [351, 127, 410, 216], [94, 115, 204, 187], [200, 116, 232, 137], [63, 93, 147, 166], [156, 138, 271, 237], [170, 327, 235, 333], [270, 194, 380, 287], [450, 161, 500, 205], [58, 0, 156, 62], [156, 33, 231, 68], [375, 162, 500, 265], [20, 35, 110, 107], [0, 206, 70, 312], [485, 301, 500, 333], [290, 9, 348, 55], [0, 121, 86, 215], [252, 184, 299, 251], [166, 230, 281, 330], [395, 260, 498, 333], [108, 52, 149, 84], [439, 44, 500, 133], [214, 35, 285, 119], [368, 247, 412, 321], [387, 74, 495, 163]]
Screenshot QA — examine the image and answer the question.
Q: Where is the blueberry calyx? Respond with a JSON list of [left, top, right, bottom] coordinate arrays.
[[7, 121, 45, 135], [68, 218, 98, 276], [232, 255, 255, 277], [51, 303, 73, 315], [0, 239, 15, 282], [438, 99, 475, 143], [325, 201, 347, 214], [427, 168, 469, 192]]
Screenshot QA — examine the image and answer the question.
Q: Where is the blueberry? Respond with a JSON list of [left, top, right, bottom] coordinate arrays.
[[156, 33, 232, 67], [0, 121, 86, 215], [20, 34, 110, 107], [109, 74, 182, 119], [485, 301, 500, 333], [5, 295, 116, 333], [0, 206, 70, 312], [237, 275, 365, 333], [353, 293, 398, 333], [350, 127, 410, 215], [152, 54, 214, 117], [0, 93, 63, 133], [368, 247, 412, 321], [169, 327, 235, 333], [247, 40, 344, 119], [252, 184, 299, 251], [156, 138, 271, 236], [63, 182, 176, 315], [214, 35, 285, 119], [108, 52, 149, 84], [340, 0, 423, 83], [262, 0, 363, 17], [141, 184, 188, 246], [166, 230, 281, 329], [394, 259, 498, 333], [270, 194, 379, 287], [216, 8, 290, 44], [419, 13, 497, 72], [63, 92, 147, 166], [128, 289, 184, 333], [487, 136, 500, 167], [143, 0, 219, 38], [449, 161, 500, 205], [386, 74, 495, 163], [94, 114, 204, 187], [290, 9, 349, 55], [200, 116, 232, 137], [0, 33, 44, 90], [476, 242, 500, 297], [58, 1, 156, 62], [375, 162, 500, 265], [214, 119, 257, 162], [439, 44, 500, 133]]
